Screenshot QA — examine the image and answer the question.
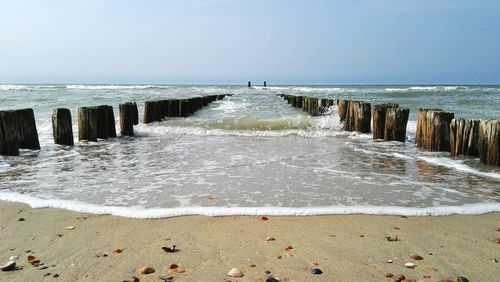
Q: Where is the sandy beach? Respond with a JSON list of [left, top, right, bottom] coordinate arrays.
[[0, 201, 498, 281]]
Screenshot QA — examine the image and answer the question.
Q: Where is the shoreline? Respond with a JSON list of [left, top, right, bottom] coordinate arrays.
[[1, 193, 500, 219], [1, 201, 499, 281]]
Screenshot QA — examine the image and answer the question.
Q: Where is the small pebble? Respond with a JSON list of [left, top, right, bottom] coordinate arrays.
[[227, 268, 244, 277], [103, 253, 108, 257], [39, 266, 49, 270], [139, 266, 155, 274], [264, 270, 271, 274], [310, 268, 323, 275], [277, 255, 282, 259], [266, 277, 280, 282], [495, 238, 500, 244], [359, 234, 364, 238], [53, 274, 59, 278], [17, 218, 25, 222], [44, 273, 51, 277], [404, 262, 416, 269], [387, 259, 393, 263], [410, 255, 423, 260], [169, 264, 178, 269], [385, 272, 393, 278], [457, 277, 470, 282], [266, 237, 276, 241], [65, 226, 75, 230]]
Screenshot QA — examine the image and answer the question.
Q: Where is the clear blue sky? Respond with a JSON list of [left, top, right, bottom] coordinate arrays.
[[0, 0, 499, 85]]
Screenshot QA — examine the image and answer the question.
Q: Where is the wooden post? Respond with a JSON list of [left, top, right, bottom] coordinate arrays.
[[16, 108, 40, 150], [248, 81, 251, 87], [478, 120, 499, 166], [96, 105, 109, 139], [77, 107, 98, 142], [52, 108, 74, 146], [106, 105, 117, 138], [0, 110, 20, 156], [264, 81, 267, 87], [416, 109, 454, 151], [296, 96, 303, 108], [384, 107, 409, 142], [338, 100, 349, 122], [144, 101, 157, 124], [119, 103, 135, 136], [372, 103, 399, 139], [344, 101, 367, 132], [449, 119, 480, 157], [131, 102, 138, 125]]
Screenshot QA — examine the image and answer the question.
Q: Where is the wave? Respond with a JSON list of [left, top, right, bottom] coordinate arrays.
[[66, 85, 170, 90], [384, 86, 469, 92], [0, 84, 63, 91], [418, 156, 500, 180], [135, 124, 350, 138], [1, 192, 499, 218]]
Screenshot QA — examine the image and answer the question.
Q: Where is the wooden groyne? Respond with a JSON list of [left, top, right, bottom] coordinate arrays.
[[278, 94, 499, 166], [52, 108, 74, 146], [143, 95, 230, 124]]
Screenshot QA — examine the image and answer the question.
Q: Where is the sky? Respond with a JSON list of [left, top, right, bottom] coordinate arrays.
[[0, 0, 499, 85]]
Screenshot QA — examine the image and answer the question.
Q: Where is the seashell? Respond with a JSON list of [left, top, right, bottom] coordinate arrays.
[[260, 216, 269, 221], [162, 245, 178, 253], [176, 268, 186, 273], [387, 259, 393, 263], [227, 268, 244, 277], [1, 261, 16, 271], [158, 275, 174, 281], [410, 255, 423, 260], [113, 248, 122, 253], [65, 226, 75, 230], [27, 255, 40, 265], [207, 195, 216, 200], [496, 238, 500, 244], [9, 256, 18, 261], [404, 262, 416, 269], [266, 277, 280, 282], [266, 237, 276, 241], [169, 264, 178, 269], [139, 266, 155, 274], [284, 245, 293, 251], [496, 227, 500, 232]]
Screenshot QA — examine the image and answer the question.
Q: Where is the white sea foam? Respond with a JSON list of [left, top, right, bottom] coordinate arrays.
[[134, 124, 349, 138], [66, 85, 169, 90], [0, 84, 61, 91], [418, 156, 500, 180], [406, 120, 417, 134], [384, 86, 468, 92], [0, 192, 498, 218]]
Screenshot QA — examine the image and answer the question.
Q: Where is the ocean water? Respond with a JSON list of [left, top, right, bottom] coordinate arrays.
[[0, 84, 499, 218]]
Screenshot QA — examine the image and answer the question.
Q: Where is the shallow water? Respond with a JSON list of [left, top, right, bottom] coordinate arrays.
[[0, 85, 499, 217]]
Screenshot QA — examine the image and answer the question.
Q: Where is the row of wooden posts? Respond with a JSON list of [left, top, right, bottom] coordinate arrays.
[[278, 94, 499, 166], [0, 94, 231, 156]]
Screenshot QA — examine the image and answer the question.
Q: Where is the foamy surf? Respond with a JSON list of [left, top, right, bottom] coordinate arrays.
[[1, 192, 499, 218], [418, 156, 500, 180]]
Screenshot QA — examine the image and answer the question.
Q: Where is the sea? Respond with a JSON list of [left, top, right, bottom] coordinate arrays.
[[0, 84, 499, 218]]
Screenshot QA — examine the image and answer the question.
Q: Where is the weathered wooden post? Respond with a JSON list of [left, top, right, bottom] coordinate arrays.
[[52, 108, 74, 146], [372, 103, 399, 139], [478, 120, 499, 166], [344, 101, 370, 132], [416, 109, 454, 151], [78, 107, 98, 142], [248, 81, 251, 87], [450, 119, 480, 157], [15, 108, 40, 150], [144, 101, 157, 124], [96, 105, 109, 139], [338, 100, 349, 122], [105, 105, 117, 138], [131, 102, 139, 125], [290, 96, 297, 107], [0, 110, 20, 156], [384, 107, 409, 142], [295, 96, 303, 108], [119, 103, 135, 136], [264, 81, 267, 87]]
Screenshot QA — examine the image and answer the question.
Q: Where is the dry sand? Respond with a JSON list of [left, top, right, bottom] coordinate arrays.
[[0, 201, 499, 282]]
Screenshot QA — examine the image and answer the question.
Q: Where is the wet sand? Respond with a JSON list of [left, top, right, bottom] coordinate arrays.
[[0, 201, 499, 281]]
